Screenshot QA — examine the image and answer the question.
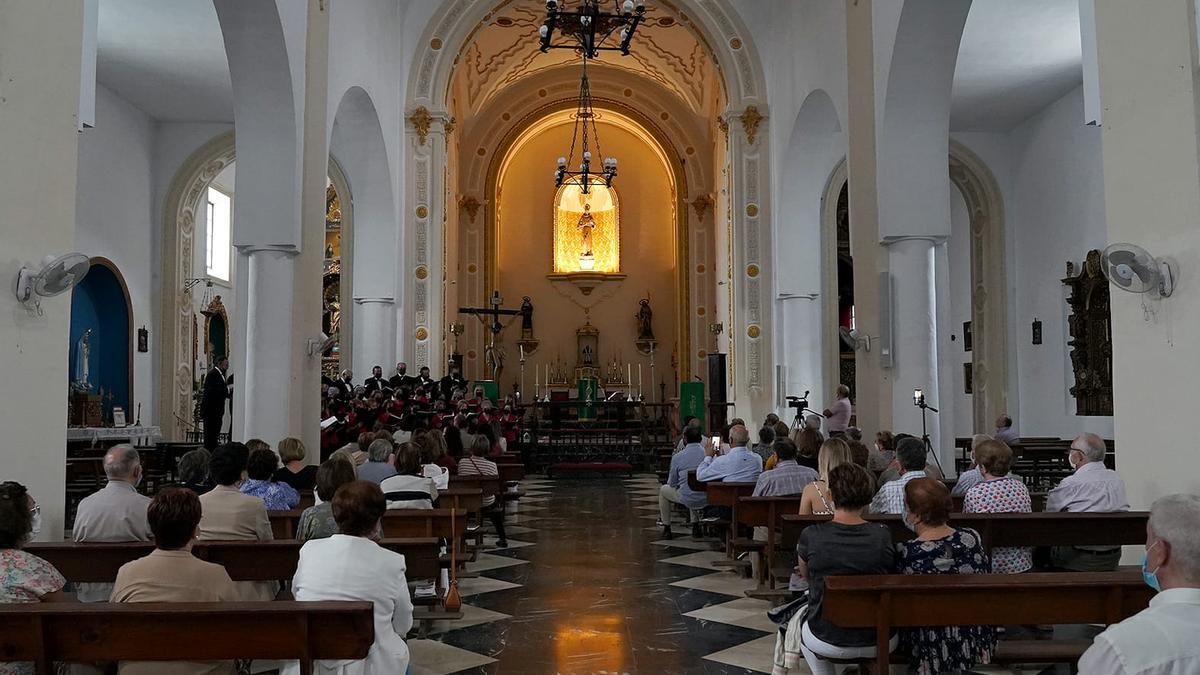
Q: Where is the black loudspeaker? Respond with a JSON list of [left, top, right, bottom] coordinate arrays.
[[708, 353, 728, 403]]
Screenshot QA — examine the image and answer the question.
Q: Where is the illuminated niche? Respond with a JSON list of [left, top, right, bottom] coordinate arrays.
[[553, 183, 621, 274]]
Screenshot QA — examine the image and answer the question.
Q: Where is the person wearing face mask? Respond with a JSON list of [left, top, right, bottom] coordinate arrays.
[[1045, 432, 1129, 572], [896, 478, 997, 674], [286, 480, 414, 675], [1078, 494, 1200, 674], [71, 444, 152, 603]]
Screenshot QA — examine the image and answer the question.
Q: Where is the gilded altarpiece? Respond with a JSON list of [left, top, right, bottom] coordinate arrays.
[[1062, 250, 1114, 416]]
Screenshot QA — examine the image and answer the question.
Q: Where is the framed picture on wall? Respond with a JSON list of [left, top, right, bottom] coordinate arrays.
[[964, 363, 973, 394], [963, 321, 973, 352], [112, 407, 127, 428], [137, 326, 149, 353]]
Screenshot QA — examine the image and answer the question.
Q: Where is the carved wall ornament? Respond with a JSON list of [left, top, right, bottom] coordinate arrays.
[[444, 116, 456, 136], [409, 106, 434, 145], [1062, 249, 1114, 416], [459, 195, 482, 223], [740, 106, 764, 145], [691, 194, 713, 221], [717, 117, 729, 138]]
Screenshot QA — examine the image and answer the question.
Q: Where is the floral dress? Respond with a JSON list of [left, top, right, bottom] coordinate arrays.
[[1, 548, 67, 675], [240, 478, 300, 510], [962, 476, 1033, 573], [896, 528, 998, 675]]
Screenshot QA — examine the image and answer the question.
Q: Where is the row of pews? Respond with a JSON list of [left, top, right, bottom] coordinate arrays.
[[670, 470, 1147, 672], [2, 458, 527, 674]]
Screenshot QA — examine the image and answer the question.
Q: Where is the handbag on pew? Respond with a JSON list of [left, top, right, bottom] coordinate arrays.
[[766, 591, 808, 626], [444, 507, 463, 612]]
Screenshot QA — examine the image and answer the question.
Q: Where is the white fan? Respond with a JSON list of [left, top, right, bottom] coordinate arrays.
[[1101, 243, 1176, 298], [13, 253, 91, 311]]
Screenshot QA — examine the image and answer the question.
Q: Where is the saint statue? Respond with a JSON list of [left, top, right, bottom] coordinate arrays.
[[577, 205, 596, 257], [73, 329, 92, 392], [520, 296, 534, 339], [635, 298, 655, 341]]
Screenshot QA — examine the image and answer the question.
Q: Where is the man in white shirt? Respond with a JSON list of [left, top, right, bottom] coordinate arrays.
[[950, 434, 992, 498], [870, 438, 928, 514], [1078, 494, 1200, 674], [72, 444, 152, 603], [822, 385, 852, 436], [1047, 432, 1129, 571], [696, 425, 762, 483]]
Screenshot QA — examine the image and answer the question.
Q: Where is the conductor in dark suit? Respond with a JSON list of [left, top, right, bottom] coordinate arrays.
[[202, 357, 230, 449]]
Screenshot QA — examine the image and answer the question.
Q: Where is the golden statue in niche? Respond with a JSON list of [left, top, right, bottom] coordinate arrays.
[[553, 183, 620, 273]]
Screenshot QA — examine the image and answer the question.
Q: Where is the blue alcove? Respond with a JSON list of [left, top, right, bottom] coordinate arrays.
[[68, 260, 131, 418]]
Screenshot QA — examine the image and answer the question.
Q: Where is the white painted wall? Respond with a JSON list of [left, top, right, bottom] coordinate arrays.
[[75, 84, 156, 426]]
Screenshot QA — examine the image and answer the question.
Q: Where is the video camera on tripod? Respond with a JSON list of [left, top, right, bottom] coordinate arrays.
[[786, 392, 810, 411]]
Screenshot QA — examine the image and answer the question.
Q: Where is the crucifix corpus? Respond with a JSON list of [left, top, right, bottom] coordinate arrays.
[[459, 290, 523, 382]]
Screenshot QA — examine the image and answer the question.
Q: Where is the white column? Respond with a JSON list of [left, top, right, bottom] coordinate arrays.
[[240, 246, 296, 444], [777, 296, 824, 406], [884, 236, 943, 458], [353, 297, 396, 376]]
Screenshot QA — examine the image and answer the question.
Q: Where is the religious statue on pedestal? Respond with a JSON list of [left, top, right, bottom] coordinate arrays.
[[635, 297, 655, 341], [520, 296, 534, 339], [577, 205, 596, 270], [72, 329, 92, 392]]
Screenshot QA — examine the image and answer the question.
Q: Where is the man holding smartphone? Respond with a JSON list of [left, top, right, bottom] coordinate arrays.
[[697, 425, 763, 483], [659, 426, 708, 539]]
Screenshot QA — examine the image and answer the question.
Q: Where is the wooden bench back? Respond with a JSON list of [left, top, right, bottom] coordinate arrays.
[[822, 571, 1151, 675], [703, 481, 758, 507], [270, 508, 467, 540], [437, 487, 484, 513], [448, 475, 502, 498], [25, 538, 441, 583], [0, 601, 373, 674], [780, 511, 1148, 553], [736, 496, 805, 528]]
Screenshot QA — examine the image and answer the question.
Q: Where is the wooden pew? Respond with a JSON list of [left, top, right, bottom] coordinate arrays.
[[496, 462, 525, 484], [297, 490, 315, 510], [25, 538, 442, 582], [779, 512, 1149, 555], [735, 496, 804, 590], [270, 508, 467, 541], [704, 481, 758, 568], [0, 601, 373, 675], [823, 571, 1152, 674]]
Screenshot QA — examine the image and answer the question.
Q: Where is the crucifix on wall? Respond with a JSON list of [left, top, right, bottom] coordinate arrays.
[[459, 290, 522, 382]]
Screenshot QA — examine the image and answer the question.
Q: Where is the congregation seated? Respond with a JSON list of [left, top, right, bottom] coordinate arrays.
[[286, 480, 414, 675], [791, 419, 824, 471], [297, 457, 357, 542], [241, 446, 300, 510], [963, 439, 1032, 573], [198, 443, 276, 600], [1047, 432, 1129, 572], [843, 428, 870, 468], [697, 425, 762, 482], [752, 438, 816, 497], [380, 443, 437, 510], [72, 443, 151, 602], [870, 437, 930, 514], [415, 433, 451, 490], [458, 435, 508, 548], [175, 448, 214, 495], [775, 463, 897, 675], [110, 487, 241, 675], [868, 430, 895, 473], [674, 416, 701, 454], [272, 437, 318, 492], [658, 425, 707, 539], [750, 425, 775, 465], [358, 438, 398, 485], [993, 413, 1019, 445], [876, 433, 944, 487], [1079, 493, 1200, 673], [799, 438, 852, 516], [950, 433, 992, 497], [415, 428, 456, 477], [897, 478, 997, 673]]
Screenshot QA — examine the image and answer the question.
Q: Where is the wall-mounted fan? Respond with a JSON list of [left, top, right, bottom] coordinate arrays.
[[1101, 243, 1176, 298], [13, 253, 91, 313]]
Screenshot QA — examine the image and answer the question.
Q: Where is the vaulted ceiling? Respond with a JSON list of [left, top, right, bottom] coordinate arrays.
[[449, 0, 722, 121]]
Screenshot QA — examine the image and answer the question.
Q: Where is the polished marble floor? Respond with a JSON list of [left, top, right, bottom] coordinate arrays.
[[409, 475, 1086, 674]]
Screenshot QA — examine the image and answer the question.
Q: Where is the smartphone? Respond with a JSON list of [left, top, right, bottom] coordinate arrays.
[[711, 435, 722, 450]]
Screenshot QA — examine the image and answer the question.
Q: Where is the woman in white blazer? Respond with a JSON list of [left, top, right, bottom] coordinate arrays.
[[285, 480, 414, 675]]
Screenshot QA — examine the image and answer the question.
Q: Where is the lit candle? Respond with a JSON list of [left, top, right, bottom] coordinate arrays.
[[627, 364, 632, 397], [638, 364, 643, 398]]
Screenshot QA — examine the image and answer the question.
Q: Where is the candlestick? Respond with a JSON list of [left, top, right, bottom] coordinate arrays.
[[627, 363, 632, 399], [638, 364, 643, 400]]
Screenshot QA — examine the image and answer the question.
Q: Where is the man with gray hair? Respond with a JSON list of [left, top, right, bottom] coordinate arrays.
[[357, 439, 398, 484], [697, 424, 763, 483], [951, 434, 994, 498], [1046, 432, 1129, 571], [1078, 493, 1200, 673], [71, 444, 152, 602]]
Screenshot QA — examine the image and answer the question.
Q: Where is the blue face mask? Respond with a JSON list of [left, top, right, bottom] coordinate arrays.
[[1142, 541, 1162, 591]]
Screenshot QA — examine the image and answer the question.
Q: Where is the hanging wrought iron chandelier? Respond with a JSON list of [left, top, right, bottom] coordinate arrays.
[[538, 0, 646, 58], [555, 55, 615, 195]]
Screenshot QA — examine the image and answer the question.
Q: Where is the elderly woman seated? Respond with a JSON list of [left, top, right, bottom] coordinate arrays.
[[296, 457, 358, 542], [286, 481, 414, 675], [240, 447, 301, 510], [897, 477, 997, 674], [963, 439, 1033, 574], [774, 463, 897, 675]]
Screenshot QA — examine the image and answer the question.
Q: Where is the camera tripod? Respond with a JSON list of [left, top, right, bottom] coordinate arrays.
[[915, 395, 945, 474], [787, 391, 825, 432]]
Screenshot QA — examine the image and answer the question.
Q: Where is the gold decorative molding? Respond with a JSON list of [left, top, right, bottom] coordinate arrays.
[[415, 205, 428, 219], [459, 195, 482, 223], [746, 203, 759, 217], [409, 106, 433, 145], [444, 116, 456, 136], [415, 327, 429, 341], [746, 264, 760, 278], [691, 194, 713, 221], [717, 117, 729, 138], [740, 106, 764, 146], [747, 324, 761, 339], [415, 266, 428, 280]]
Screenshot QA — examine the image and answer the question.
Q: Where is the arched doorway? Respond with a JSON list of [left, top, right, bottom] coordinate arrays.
[[69, 257, 133, 423]]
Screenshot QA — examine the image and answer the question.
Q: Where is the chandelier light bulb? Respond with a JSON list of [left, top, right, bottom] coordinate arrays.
[[621, 28, 630, 41], [557, 156, 567, 167], [583, 151, 592, 161], [637, 0, 645, 8], [623, 0, 634, 14], [581, 15, 591, 26], [539, 25, 549, 38]]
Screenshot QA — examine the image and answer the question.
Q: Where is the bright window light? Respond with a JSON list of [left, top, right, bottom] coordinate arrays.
[[206, 187, 231, 281]]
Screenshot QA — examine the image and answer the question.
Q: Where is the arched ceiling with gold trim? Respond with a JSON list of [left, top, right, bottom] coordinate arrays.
[[449, 0, 722, 120]]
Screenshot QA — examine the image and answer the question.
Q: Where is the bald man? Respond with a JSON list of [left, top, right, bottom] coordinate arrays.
[[72, 443, 152, 602], [1046, 432, 1129, 571]]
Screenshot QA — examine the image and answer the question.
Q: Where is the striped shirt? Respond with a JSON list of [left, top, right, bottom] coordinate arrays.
[[752, 460, 818, 497], [458, 456, 499, 507], [870, 470, 926, 515]]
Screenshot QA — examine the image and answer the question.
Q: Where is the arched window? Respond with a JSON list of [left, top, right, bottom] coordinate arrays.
[[552, 183, 620, 273]]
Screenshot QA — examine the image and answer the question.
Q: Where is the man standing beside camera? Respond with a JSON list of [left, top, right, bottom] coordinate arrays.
[[822, 385, 852, 437]]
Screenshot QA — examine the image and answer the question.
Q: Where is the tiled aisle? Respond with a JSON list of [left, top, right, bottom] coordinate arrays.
[[409, 474, 1077, 674]]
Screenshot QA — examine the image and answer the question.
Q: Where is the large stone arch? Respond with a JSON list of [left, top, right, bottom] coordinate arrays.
[[404, 0, 775, 418], [819, 141, 1007, 438]]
